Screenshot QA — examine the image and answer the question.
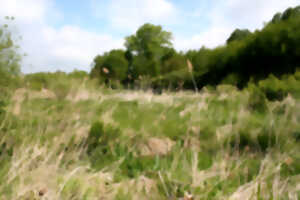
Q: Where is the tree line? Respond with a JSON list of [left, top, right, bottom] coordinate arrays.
[[90, 6, 300, 90]]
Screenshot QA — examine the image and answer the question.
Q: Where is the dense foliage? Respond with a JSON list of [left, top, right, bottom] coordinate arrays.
[[91, 6, 300, 92], [0, 18, 21, 122]]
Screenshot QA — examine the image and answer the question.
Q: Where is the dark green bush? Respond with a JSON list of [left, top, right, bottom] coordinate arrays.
[[228, 129, 278, 152], [258, 75, 288, 101], [119, 153, 156, 178], [228, 132, 255, 151], [247, 84, 268, 113], [257, 130, 276, 152], [86, 121, 105, 154], [87, 121, 122, 170]]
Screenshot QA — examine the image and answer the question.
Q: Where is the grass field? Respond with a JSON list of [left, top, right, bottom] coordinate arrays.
[[0, 75, 299, 200]]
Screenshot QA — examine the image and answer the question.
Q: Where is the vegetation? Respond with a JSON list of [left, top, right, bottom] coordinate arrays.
[[0, 74, 299, 199], [91, 6, 300, 92], [0, 5, 300, 200]]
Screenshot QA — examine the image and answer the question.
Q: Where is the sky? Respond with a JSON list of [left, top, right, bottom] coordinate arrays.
[[0, 0, 299, 73]]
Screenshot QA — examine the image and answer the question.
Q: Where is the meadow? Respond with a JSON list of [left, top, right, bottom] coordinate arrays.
[[1, 5, 300, 200], [0, 73, 299, 200]]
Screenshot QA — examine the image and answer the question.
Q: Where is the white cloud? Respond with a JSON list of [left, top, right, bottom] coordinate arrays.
[[174, 0, 300, 50], [0, 0, 123, 73], [0, 0, 48, 22], [210, 0, 300, 31], [174, 27, 232, 50], [27, 25, 124, 72], [92, 0, 178, 31], [1, 0, 299, 72]]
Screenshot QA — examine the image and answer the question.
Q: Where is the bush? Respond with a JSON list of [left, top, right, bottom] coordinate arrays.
[[86, 121, 105, 154], [53, 82, 70, 100], [86, 121, 121, 170], [247, 84, 268, 113], [68, 70, 88, 79], [0, 19, 21, 77], [228, 131, 255, 151], [227, 131, 276, 152], [227, 116, 282, 153], [25, 73, 51, 91], [257, 130, 276, 151], [119, 154, 156, 178], [258, 74, 288, 101]]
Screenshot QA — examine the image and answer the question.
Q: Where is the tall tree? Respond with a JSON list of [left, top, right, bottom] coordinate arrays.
[[226, 29, 251, 44], [125, 23, 173, 77], [91, 49, 129, 83], [0, 17, 21, 77]]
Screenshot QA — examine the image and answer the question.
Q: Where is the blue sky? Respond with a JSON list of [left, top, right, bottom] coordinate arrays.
[[51, 0, 212, 37], [0, 0, 299, 73]]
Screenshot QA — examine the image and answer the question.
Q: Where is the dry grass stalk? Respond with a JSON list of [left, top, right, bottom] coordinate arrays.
[[186, 59, 198, 93]]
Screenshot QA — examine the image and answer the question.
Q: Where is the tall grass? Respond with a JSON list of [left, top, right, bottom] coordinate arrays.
[[0, 74, 299, 199]]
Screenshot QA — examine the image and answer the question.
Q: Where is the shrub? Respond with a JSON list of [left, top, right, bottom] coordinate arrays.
[[257, 130, 276, 151], [53, 82, 70, 100], [119, 153, 156, 178], [68, 70, 88, 79], [258, 74, 288, 101], [228, 129, 278, 152], [86, 121, 105, 154], [86, 121, 121, 170], [0, 19, 21, 77], [228, 131, 256, 151], [25, 73, 50, 91], [247, 84, 268, 113]]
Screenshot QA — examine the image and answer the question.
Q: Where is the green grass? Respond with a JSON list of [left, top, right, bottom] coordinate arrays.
[[0, 75, 299, 199]]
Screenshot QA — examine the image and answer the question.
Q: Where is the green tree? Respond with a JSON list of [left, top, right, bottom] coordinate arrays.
[[91, 49, 129, 83], [125, 23, 173, 77], [270, 6, 300, 24], [0, 17, 21, 122], [0, 17, 21, 78], [226, 29, 251, 44]]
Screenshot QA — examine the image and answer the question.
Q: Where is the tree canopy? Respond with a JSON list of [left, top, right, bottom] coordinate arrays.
[[91, 49, 129, 83], [90, 5, 300, 91], [0, 17, 21, 77], [226, 29, 251, 44], [125, 23, 173, 58]]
